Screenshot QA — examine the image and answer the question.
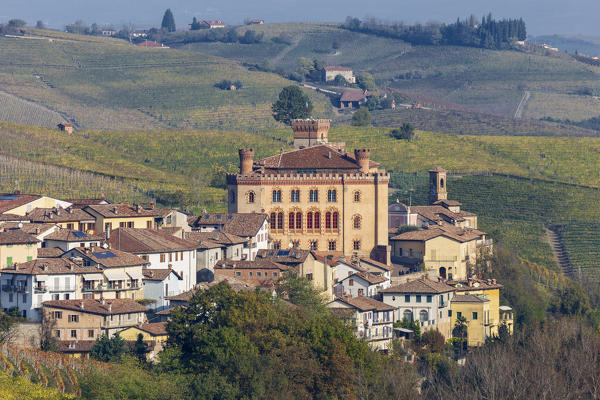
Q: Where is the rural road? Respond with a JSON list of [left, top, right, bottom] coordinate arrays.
[[514, 90, 531, 118]]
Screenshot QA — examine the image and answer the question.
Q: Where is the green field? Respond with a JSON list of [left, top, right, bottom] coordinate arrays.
[[0, 29, 333, 130]]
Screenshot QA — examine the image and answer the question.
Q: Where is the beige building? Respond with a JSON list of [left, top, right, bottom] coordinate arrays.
[[323, 66, 355, 84], [84, 204, 161, 233], [0, 193, 71, 216], [0, 230, 39, 268], [26, 207, 96, 232], [227, 120, 390, 261], [450, 294, 491, 347]]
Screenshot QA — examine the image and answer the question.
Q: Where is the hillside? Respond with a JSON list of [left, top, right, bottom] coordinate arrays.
[[0, 28, 333, 130], [170, 23, 600, 124]]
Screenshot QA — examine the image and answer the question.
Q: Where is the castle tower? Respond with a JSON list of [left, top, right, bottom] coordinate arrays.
[[354, 148, 371, 173], [291, 119, 330, 149], [429, 166, 447, 204], [239, 148, 255, 174]]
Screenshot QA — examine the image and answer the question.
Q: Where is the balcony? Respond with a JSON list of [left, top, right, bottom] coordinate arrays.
[[477, 239, 494, 248], [34, 286, 48, 294], [83, 284, 141, 292], [49, 286, 75, 293]]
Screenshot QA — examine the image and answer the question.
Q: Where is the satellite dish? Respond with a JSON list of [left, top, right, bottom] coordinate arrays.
[[18, 223, 23, 229], [103, 243, 109, 249]]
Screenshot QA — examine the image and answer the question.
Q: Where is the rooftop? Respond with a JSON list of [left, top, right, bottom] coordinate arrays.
[[137, 322, 167, 336], [0, 193, 41, 213], [451, 294, 489, 303], [0, 230, 40, 245], [45, 229, 104, 242], [332, 296, 395, 312], [108, 228, 197, 253], [0, 222, 56, 236], [188, 213, 267, 237], [26, 207, 94, 223], [185, 231, 246, 246], [142, 268, 181, 281], [38, 247, 65, 258], [1, 258, 101, 275], [256, 248, 311, 264], [215, 258, 289, 271], [68, 246, 146, 268], [85, 204, 161, 218], [380, 278, 455, 294], [345, 271, 388, 285], [42, 298, 148, 315]]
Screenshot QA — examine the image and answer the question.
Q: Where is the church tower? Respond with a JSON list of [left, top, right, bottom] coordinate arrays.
[[429, 167, 447, 205], [292, 119, 330, 149]]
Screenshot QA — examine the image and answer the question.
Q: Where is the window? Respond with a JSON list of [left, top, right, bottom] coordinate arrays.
[[147, 221, 153, 229], [70, 330, 77, 338], [257, 272, 262, 277], [314, 212, 320, 229], [52, 294, 59, 301], [290, 189, 300, 202], [249, 272, 253, 276], [55, 330, 61, 338], [68, 314, 79, 323], [426, 295, 432, 303], [419, 310, 429, 322], [348, 279, 354, 286], [127, 222, 133, 228], [353, 191, 361, 202], [120, 222, 126, 228], [247, 191, 255, 203], [353, 240, 361, 250], [325, 212, 331, 229], [472, 312, 478, 320], [52, 311, 62, 319], [309, 189, 318, 202], [416, 295, 421, 303], [296, 212, 302, 229], [457, 312, 462, 319], [403, 310, 413, 322], [6, 257, 12, 267], [88, 330, 94, 338], [277, 212, 283, 230], [273, 272, 278, 277], [358, 288, 364, 296], [405, 295, 410, 302], [273, 241, 281, 250], [306, 273, 313, 281], [272, 189, 281, 203], [353, 215, 361, 229], [288, 212, 295, 230], [332, 212, 338, 230], [169, 253, 172, 262], [291, 240, 300, 248], [309, 240, 318, 250], [66, 223, 74, 230], [328, 240, 336, 251], [235, 271, 241, 276], [307, 212, 313, 229], [327, 189, 337, 202], [105, 222, 112, 232], [448, 310, 452, 317], [160, 254, 165, 263]]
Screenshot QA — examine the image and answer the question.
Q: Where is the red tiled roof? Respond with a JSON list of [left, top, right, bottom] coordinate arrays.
[[45, 229, 104, 242], [108, 228, 197, 253], [380, 278, 455, 294], [185, 231, 246, 246], [138, 322, 167, 336], [332, 296, 395, 312], [38, 247, 64, 258], [340, 90, 367, 102], [68, 246, 146, 267], [188, 213, 267, 237], [142, 268, 181, 281], [26, 207, 95, 223], [359, 257, 393, 272], [0, 230, 39, 245], [325, 66, 352, 71], [257, 145, 379, 171], [42, 298, 148, 315], [85, 204, 161, 218], [344, 271, 388, 285], [215, 259, 288, 271], [0, 222, 57, 235], [65, 199, 109, 209], [0, 194, 41, 213], [256, 248, 311, 265], [2, 258, 101, 275]]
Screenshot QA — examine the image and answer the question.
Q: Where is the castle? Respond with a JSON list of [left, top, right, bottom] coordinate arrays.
[[227, 119, 390, 261]]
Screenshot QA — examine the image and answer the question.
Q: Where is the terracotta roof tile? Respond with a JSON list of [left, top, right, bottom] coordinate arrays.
[[188, 213, 266, 237], [0, 194, 41, 213], [380, 278, 455, 294], [185, 231, 246, 245], [42, 298, 148, 315], [85, 204, 161, 218], [38, 247, 64, 258], [2, 258, 101, 275], [142, 268, 181, 281], [0, 222, 57, 235], [26, 207, 95, 223], [256, 248, 311, 265], [0, 230, 39, 245], [215, 259, 288, 270], [332, 296, 395, 312], [45, 229, 104, 242], [108, 228, 197, 253], [359, 257, 393, 272], [344, 271, 388, 285], [452, 294, 489, 303], [138, 322, 167, 336], [257, 145, 379, 172], [68, 246, 146, 268]]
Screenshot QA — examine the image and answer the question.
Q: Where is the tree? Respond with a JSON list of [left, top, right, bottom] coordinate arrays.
[[420, 329, 446, 353], [272, 86, 312, 125], [276, 271, 326, 315], [333, 74, 348, 86], [351, 107, 371, 126], [161, 9, 176, 32], [452, 314, 468, 357], [366, 95, 381, 111], [134, 333, 148, 362], [8, 19, 26, 28], [39, 310, 57, 351], [391, 122, 415, 140], [190, 17, 202, 30], [90, 333, 126, 362], [356, 72, 376, 91], [35, 20, 45, 29], [0, 312, 19, 345]]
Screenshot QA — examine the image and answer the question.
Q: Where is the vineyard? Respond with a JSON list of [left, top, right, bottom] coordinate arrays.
[[0, 91, 66, 128], [371, 108, 600, 137], [556, 223, 600, 281]]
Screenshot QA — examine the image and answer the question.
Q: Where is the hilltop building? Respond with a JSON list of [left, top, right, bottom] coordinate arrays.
[[323, 66, 355, 84], [227, 119, 390, 261]]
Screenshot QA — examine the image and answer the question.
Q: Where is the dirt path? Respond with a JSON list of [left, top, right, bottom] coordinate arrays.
[[545, 227, 574, 278], [272, 34, 304, 65], [514, 90, 531, 118]]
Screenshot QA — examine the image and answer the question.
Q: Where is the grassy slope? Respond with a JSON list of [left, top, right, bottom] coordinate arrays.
[[0, 29, 333, 131]]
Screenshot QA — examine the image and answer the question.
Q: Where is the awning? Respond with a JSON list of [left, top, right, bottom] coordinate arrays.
[[35, 275, 48, 281], [82, 273, 104, 281], [127, 269, 145, 280], [103, 269, 130, 281]]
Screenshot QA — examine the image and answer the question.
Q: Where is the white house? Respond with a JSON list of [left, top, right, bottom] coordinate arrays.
[[43, 229, 104, 252], [0, 258, 103, 321], [327, 296, 395, 351], [142, 268, 185, 311], [185, 231, 246, 272], [0, 193, 71, 216], [380, 278, 455, 339], [188, 213, 269, 261], [107, 228, 197, 291], [336, 272, 390, 298]]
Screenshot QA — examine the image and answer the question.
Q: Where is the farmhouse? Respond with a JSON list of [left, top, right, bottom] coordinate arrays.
[[323, 66, 355, 83]]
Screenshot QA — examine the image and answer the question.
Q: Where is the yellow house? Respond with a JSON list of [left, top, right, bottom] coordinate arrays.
[[26, 207, 96, 232], [450, 294, 491, 347], [0, 230, 39, 268], [84, 204, 161, 233], [119, 322, 168, 361], [0, 193, 71, 216], [449, 278, 503, 338]]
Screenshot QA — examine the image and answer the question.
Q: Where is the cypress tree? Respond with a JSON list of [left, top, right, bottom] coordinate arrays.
[[161, 9, 176, 32]]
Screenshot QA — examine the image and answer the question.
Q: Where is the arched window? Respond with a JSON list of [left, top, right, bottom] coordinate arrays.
[[327, 189, 337, 202], [314, 212, 320, 229], [296, 212, 302, 229], [353, 240, 360, 250], [277, 212, 283, 230], [309, 189, 318, 202], [420, 310, 429, 322], [247, 191, 255, 203], [270, 212, 277, 229], [403, 310, 413, 322], [290, 189, 300, 203], [307, 211, 313, 229], [353, 190, 361, 202], [332, 211, 339, 230], [273, 240, 281, 250], [440, 178, 444, 188], [289, 212, 295, 230], [272, 189, 281, 203], [353, 215, 361, 229], [325, 212, 331, 229]]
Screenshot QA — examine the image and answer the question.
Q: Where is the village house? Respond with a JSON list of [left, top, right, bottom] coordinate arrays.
[[327, 296, 395, 351], [142, 268, 184, 311], [107, 228, 197, 291], [26, 207, 96, 232], [119, 322, 168, 361], [154, 208, 190, 230], [0, 222, 59, 245], [0, 258, 103, 320], [188, 213, 269, 261], [335, 271, 390, 298], [0, 193, 71, 216], [64, 198, 110, 209], [247, 19, 264, 25], [214, 258, 287, 288], [43, 229, 104, 252], [450, 294, 490, 346], [84, 203, 162, 233], [0, 230, 39, 268], [42, 298, 147, 355], [227, 120, 390, 261], [323, 66, 355, 84], [57, 123, 74, 133], [197, 20, 226, 29], [185, 231, 246, 272], [380, 278, 455, 339], [61, 246, 146, 300]]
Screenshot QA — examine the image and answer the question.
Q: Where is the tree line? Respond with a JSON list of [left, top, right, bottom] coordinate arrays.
[[342, 14, 527, 50]]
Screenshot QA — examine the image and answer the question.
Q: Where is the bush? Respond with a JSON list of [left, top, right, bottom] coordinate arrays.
[[391, 123, 415, 140], [351, 108, 371, 126], [215, 80, 232, 90]]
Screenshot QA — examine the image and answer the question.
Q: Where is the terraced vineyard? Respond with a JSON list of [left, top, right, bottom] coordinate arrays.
[[371, 108, 600, 137], [0, 91, 66, 128], [556, 223, 600, 281]]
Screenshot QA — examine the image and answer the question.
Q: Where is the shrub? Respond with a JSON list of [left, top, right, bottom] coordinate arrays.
[[391, 123, 415, 140], [351, 108, 371, 126]]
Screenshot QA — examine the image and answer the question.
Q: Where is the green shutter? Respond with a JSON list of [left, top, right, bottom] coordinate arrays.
[[6, 257, 12, 266], [27, 256, 33, 262]]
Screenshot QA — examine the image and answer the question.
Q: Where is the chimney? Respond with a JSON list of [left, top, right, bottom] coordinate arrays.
[[354, 149, 371, 173], [149, 201, 155, 210], [238, 148, 255, 174], [105, 229, 110, 240], [56, 207, 61, 216], [107, 304, 112, 313], [35, 227, 40, 235], [80, 301, 85, 310], [113, 207, 118, 214], [100, 298, 105, 305], [135, 204, 142, 213]]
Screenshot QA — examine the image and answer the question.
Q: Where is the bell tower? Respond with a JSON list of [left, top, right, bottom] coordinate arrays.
[[292, 119, 330, 149], [429, 167, 447, 205]]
